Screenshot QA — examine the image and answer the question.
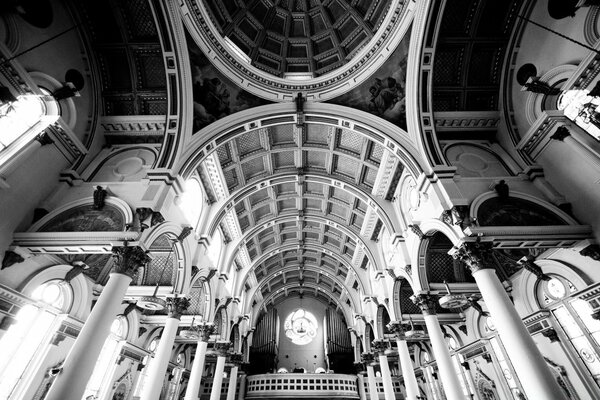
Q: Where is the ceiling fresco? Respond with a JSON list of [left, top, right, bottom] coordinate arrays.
[[326, 29, 410, 130], [186, 32, 273, 133]]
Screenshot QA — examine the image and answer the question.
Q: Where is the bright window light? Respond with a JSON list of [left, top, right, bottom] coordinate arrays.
[[180, 178, 203, 227], [0, 95, 45, 149]]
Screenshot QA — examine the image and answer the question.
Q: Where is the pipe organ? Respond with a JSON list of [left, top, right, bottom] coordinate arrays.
[[249, 309, 279, 374], [325, 309, 354, 374]]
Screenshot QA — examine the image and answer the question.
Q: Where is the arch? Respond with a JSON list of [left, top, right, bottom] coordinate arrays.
[[28, 195, 133, 232], [376, 305, 392, 339], [470, 191, 578, 227], [86, 146, 158, 183], [234, 242, 371, 299], [18, 264, 92, 320], [443, 143, 514, 177], [512, 258, 591, 315], [176, 103, 424, 179], [140, 222, 195, 296]]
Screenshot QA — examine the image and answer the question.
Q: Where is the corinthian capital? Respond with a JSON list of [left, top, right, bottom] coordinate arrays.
[[166, 297, 190, 319], [451, 241, 493, 274], [411, 293, 438, 315], [386, 321, 407, 340], [112, 245, 150, 277], [371, 339, 388, 356], [198, 323, 215, 342]]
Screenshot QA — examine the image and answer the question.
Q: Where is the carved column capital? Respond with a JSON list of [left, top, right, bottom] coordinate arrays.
[[360, 352, 375, 365], [214, 341, 232, 357], [198, 323, 215, 342], [111, 245, 150, 277], [166, 297, 189, 319], [451, 241, 494, 274], [411, 293, 438, 315], [386, 321, 407, 340], [371, 339, 388, 356]]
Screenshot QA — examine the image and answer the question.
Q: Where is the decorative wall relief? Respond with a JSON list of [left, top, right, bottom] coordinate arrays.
[[327, 31, 410, 130], [186, 32, 271, 133], [38, 204, 126, 232]]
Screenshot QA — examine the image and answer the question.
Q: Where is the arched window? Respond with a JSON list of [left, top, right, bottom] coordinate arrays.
[[82, 316, 129, 399], [537, 274, 600, 388], [179, 178, 204, 227], [558, 89, 600, 140], [0, 91, 58, 164], [0, 280, 72, 399]]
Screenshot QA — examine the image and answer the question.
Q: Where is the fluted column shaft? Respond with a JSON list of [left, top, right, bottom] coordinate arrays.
[[140, 297, 189, 400], [453, 242, 568, 400], [184, 324, 215, 400], [45, 246, 149, 400]]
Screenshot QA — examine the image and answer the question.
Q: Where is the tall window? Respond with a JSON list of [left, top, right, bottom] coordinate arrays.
[[558, 89, 600, 140], [82, 316, 128, 400], [0, 92, 57, 160], [539, 274, 600, 388], [0, 280, 72, 400]]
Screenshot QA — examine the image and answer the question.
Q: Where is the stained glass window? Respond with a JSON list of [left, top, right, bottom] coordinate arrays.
[[284, 309, 318, 345]]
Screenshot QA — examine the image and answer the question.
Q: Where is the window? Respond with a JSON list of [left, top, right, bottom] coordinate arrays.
[[284, 309, 318, 345], [179, 178, 204, 227], [82, 316, 128, 400], [0, 92, 58, 163], [558, 89, 600, 140], [0, 280, 71, 400]]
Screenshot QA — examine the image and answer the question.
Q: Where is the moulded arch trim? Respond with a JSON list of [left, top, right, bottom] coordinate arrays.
[[234, 242, 371, 299], [470, 190, 579, 226], [84, 145, 160, 182], [176, 103, 425, 180], [525, 64, 578, 125], [251, 264, 362, 307], [28, 71, 77, 129], [257, 282, 355, 325], [28, 195, 134, 232], [224, 214, 379, 278], [115, 302, 141, 344], [19, 264, 92, 320], [207, 172, 399, 237], [442, 142, 516, 176], [140, 221, 194, 296], [512, 258, 591, 315]]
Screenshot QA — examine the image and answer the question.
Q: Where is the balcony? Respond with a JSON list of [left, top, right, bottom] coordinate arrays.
[[245, 373, 360, 399]]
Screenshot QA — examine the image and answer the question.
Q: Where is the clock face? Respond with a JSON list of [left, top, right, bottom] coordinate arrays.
[[546, 277, 567, 300], [284, 309, 318, 345]]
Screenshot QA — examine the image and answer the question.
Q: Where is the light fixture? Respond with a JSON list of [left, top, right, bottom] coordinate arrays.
[[438, 281, 469, 309]]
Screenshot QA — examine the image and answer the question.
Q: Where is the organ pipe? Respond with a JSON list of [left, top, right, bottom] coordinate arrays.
[[251, 309, 278, 355], [325, 309, 352, 354]]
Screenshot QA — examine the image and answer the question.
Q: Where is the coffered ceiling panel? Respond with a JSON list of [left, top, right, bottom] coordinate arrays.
[[203, 0, 392, 77]]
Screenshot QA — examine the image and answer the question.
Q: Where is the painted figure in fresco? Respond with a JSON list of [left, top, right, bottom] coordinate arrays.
[[369, 77, 402, 115]]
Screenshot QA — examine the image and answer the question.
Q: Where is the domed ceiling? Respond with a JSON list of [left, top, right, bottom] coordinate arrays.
[[203, 0, 392, 77]]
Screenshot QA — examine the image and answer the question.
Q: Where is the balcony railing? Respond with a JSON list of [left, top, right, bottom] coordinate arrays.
[[245, 373, 360, 399]]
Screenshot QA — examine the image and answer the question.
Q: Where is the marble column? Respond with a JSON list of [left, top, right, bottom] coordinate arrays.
[[226, 354, 242, 400], [45, 246, 149, 400], [362, 353, 378, 400], [387, 322, 419, 400], [372, 340, 395, 400], [453, 242, 568, 400], [412, 293, 465, 400], [140, 297, 189, 400], [209, 342, 231, 400], [184, 324, 215, 400]]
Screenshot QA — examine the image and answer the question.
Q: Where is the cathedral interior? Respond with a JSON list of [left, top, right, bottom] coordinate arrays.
[[2, 0, 600, 399]]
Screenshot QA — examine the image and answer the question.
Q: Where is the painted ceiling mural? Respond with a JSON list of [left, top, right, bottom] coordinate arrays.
[[186, 29, 410, 132], [186, 32, 272, 133], [326, 30, 410, 130]]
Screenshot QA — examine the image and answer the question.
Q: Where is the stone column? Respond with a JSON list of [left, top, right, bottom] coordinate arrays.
[[412, 293, 465, 400], [140, 297, 189, 400], [226, 354, 242, 400], [45, 246, 149, 400], [372, 340, 395, 400], [387, 322, 419, 400], [184, 324, 215, 400], [210, 342, 231, 400], [453, 242, 568, 400], [362, 353, 378, 400]]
